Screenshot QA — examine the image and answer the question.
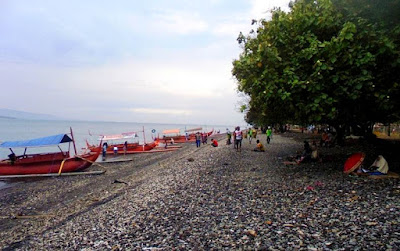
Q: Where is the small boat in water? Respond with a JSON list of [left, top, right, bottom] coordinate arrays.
[[0, 128, 101, 176]]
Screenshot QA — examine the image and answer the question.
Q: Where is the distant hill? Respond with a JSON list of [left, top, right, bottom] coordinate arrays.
[[0, 109, 59, 120]]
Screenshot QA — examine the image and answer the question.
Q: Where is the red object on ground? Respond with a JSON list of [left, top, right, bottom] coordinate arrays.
[[343, 152, 365, 174], [0, 147, 101, 175], [87, 141, 157, 154]]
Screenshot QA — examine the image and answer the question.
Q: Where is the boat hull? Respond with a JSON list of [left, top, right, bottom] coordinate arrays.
[[155, 130, 213, 144], [0, 149, 101, 176], [89, 142, 157, 154]]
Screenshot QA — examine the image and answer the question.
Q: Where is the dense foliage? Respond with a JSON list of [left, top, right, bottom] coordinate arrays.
[[232, 0, 400, 138]]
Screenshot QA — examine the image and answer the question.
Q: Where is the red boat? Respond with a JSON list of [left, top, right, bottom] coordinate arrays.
[[86, 131, 158, 154], [87, 141, 158, 154], [155, 128, 213, 144], [123, 141, 158, 153], [0, 130, 101, 176]]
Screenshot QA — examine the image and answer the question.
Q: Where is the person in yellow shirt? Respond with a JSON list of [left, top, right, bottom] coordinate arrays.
[[254, 140, 265, 152]]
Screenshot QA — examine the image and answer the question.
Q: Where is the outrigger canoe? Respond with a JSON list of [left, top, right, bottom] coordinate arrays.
[[88, 132, 140, 154], [0, 129, 101, 176], [86, 132, 158, 154], [155, 128, 213, 144]]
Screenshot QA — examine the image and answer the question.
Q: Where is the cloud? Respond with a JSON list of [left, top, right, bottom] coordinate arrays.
[[151, 9, 208, 35], [0, 0, 292, 126], [130, 108, 192, 115], [250, 0, 291, 20]]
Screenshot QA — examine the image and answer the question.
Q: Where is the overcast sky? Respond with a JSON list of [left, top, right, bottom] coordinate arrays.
[[0, 0, 290, 126]]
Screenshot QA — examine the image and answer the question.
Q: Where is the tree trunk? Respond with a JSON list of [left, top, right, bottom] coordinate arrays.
[[334, 124, 345, 146]]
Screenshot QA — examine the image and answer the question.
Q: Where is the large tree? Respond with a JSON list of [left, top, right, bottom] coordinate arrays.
[[232, 0, 400, 141]]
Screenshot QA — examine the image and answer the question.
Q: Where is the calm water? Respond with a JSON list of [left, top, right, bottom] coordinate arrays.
[[0, 118, 232, 159]]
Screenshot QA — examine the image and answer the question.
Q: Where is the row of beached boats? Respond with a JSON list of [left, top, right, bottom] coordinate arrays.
[[0, 127, 213, 177]]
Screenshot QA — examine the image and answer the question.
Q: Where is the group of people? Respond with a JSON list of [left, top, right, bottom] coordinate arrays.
[[224, 126, 273, 152], [225, 126, 245, 151], [320, 130, 334, 147], [284, 140, 320, 165], [195, 132, 218, 148]]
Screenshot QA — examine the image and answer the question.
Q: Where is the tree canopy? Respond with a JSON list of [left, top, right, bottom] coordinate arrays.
[[232, 0, 400, 138]]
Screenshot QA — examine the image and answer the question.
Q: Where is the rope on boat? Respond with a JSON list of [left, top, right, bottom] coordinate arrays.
[[57, 155, 107, 176], [74, 155, 108, 170], [57, 159, 67, 175]]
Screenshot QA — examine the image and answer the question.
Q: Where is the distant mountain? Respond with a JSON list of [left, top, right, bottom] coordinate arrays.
[[0, 109, 59, 120]]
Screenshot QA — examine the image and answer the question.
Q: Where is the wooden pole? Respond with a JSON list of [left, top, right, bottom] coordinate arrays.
[[143, 126, 146, 144], [74, 155, 108, 169], [70, 127, 77, 155]]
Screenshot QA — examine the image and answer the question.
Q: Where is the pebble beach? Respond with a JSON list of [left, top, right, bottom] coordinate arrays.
[[0, 132, 399, 250]]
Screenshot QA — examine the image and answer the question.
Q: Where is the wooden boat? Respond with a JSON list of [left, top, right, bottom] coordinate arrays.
[[0, 129, 101, 176], [87, 132, 139, 154], [155, 128, 213, 144], [87, 132, 158, 154], [105, 141, 158, 154]]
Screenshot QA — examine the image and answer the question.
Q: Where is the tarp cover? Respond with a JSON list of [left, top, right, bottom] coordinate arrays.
[[0, 134, 72, 148], [98, 132, 137, 141], [162, 129, 180, 134], [185, 127, 202, 132]]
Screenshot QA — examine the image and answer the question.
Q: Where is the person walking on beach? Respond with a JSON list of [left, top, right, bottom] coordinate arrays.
[[163, 136, 168, 149], [233, 127, 237, 149], [123, 141, 128, 155], [195, 132, 201, 148], [248, 128, 253, 144], [226, 128, 232, 145], [234, 126, 243, 152], [266, 126, 272, 144], [102, 142, 108, 161], [202, 133, 208, 145]]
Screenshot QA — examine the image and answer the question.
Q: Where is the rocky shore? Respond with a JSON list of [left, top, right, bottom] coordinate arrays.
[[0, 132, 399, 250]]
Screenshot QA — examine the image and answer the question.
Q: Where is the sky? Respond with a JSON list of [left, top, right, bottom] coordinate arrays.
[[0, 0, 290, 126]]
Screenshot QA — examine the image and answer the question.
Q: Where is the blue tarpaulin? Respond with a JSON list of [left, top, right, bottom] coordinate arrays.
[[0, 134, 72, 148]]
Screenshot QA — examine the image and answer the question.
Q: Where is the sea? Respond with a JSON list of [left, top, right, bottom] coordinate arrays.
[[0, 118, 235, 189]]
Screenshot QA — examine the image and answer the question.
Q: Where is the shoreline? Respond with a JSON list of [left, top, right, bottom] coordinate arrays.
[[0, 132, 399, 250]]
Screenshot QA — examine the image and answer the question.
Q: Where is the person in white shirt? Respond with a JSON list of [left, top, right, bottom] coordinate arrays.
[[234, 126, 243, 152]]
